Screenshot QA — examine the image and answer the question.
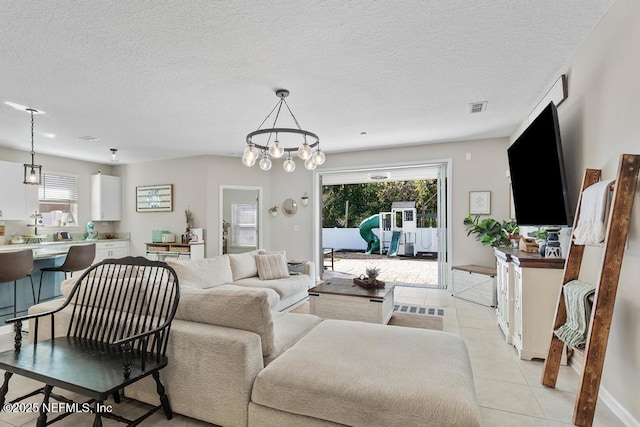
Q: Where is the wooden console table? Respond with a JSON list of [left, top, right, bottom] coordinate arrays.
[[145, 242, 205, 261]]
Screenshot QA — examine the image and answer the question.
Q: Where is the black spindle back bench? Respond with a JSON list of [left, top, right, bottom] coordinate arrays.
[[0, 256, 180, 426]]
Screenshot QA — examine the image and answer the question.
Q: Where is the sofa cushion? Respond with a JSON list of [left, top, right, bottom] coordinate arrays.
[[175, 286, 275, 356], [233, 274, 311, 299], [213, 284, 280, 310], [264, 313, 322, 365], [255, 253, 290, 280], [228, 250, 261, 281], [166, 256, 233, 289], [251, 320, 481, 427]]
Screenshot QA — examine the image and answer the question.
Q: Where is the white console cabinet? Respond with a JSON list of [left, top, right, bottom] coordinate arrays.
[[495, 251, 514, 344], [494, 248, 565, 361]]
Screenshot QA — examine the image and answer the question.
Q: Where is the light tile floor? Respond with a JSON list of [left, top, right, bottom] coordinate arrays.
[[395, 287, 625, 427], [0, 287, 625, 426]]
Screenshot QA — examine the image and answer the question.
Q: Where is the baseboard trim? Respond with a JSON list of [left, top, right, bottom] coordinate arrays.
[[569, 352, 640, 427]]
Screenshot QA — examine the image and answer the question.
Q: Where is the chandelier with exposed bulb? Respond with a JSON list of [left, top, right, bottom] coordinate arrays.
[[242, 89, 325, 172]]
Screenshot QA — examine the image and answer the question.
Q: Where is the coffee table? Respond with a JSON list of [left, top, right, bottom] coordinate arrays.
[[308, 278, 395, 324]]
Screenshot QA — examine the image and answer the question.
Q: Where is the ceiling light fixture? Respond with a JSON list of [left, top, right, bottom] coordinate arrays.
[[110, 148, 119, 162], [243, 89, 325, 172], [23, 108, 42, 185]]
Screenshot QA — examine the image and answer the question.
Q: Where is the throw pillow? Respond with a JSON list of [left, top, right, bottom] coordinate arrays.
[[255, 253, 290, 280], [228, 249, 261, 281], [166, 256, 233, 289]]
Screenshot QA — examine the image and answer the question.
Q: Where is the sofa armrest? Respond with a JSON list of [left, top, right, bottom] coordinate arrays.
[[126, 319, 264, 427], [303, 261, 316, 288]]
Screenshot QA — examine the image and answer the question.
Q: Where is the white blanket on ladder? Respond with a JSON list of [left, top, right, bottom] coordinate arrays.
[[573, 179, 614, 245]]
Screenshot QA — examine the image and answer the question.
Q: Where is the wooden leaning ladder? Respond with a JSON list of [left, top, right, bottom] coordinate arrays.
[[541, 153, 640, 426]]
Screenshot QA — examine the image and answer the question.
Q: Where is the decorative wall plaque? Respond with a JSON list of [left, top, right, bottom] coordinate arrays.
[[136, 184, 173, 212]]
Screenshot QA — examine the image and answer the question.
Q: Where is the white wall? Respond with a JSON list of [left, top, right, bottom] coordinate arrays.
[[117, 155, 273, 258], [529, 0, 640, 423]]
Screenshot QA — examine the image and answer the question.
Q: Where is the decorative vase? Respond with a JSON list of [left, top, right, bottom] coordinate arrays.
[[545, 227, 562, 258], [367, 276, 376, 284]]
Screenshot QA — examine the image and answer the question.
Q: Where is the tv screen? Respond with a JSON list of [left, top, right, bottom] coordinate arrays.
[[507, 102, 572, 226]]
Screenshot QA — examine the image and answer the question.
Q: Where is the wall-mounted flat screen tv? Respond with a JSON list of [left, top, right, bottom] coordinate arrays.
[[507, 102, 572, 226]]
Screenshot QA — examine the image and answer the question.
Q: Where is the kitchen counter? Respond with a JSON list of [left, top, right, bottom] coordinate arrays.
[[0, 238, 129, 252]]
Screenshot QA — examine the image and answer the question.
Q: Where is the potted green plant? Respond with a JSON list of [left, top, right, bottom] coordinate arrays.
[[463, 215, 518, 248], [365, 266, 381, 284], [269, 206, 278, 217]]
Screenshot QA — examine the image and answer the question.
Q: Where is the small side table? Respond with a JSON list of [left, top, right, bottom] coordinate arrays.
[[323, 247, 334, 270]]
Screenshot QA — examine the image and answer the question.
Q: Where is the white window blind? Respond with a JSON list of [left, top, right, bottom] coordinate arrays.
[[231, 203, 257, 247], [39, 173, 78, 203]]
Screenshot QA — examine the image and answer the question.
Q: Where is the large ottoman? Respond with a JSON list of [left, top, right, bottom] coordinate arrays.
[[249, 320, 481, 427]]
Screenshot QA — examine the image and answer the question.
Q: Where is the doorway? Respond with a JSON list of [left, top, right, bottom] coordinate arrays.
[[313, 162, 450, 289], [219, 185, 263, 255]]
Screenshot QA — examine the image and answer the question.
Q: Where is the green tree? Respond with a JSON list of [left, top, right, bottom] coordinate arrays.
[[322, 180, 438, 228]]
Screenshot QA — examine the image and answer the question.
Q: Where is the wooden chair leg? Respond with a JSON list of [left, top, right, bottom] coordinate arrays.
[[37, 384, 53, 427], [153, 371, 173, 419], [93, 401, 103, 427], [0, 371, 13, 407]]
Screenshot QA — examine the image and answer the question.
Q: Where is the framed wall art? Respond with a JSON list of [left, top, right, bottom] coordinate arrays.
[[136, 184, 173, 212], [469, 191, 491, 215]]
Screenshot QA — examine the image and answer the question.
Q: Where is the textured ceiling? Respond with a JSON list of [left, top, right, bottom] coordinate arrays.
[[0, 1, 615, 165]]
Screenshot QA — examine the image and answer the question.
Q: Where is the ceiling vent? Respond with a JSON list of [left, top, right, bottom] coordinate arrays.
[[469, 101, 487, 114]]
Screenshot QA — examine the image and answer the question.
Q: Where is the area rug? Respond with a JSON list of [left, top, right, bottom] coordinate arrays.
[[290, 302, 443, 331]]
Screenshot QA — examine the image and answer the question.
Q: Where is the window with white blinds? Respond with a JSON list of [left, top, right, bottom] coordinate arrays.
[[39, 173, 78, 203], [231, 203, 257, 247], [38, 172, 79, 226]]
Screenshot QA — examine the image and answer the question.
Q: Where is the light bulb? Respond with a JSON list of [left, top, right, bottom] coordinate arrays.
[[283, 156, 296, 172], [243, 143, 259, 161], [29, 168, 37, 182], [312, 149, 325, 165], [242, 154, 256, 167], [259, 155, 272, 171], [268, 140, 284, 158], [297, 142, 312, 160], [110, 148, 119, 162], [304, 157, 317, 170]]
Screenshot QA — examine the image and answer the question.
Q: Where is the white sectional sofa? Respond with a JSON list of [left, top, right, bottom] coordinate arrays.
[[165, 249, 315, 311], [27, 252, 481, 427]]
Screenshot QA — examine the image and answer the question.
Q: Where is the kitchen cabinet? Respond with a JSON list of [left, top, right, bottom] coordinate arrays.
[[91, 174, 121, 221], [494, 248, 565, 361], [0, 160, 28, 220], [94, 240, 129, 264]]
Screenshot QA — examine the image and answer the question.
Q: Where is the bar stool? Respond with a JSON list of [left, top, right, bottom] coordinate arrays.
[[0, 249, 36, 319], [38, 243, 96, 303]]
